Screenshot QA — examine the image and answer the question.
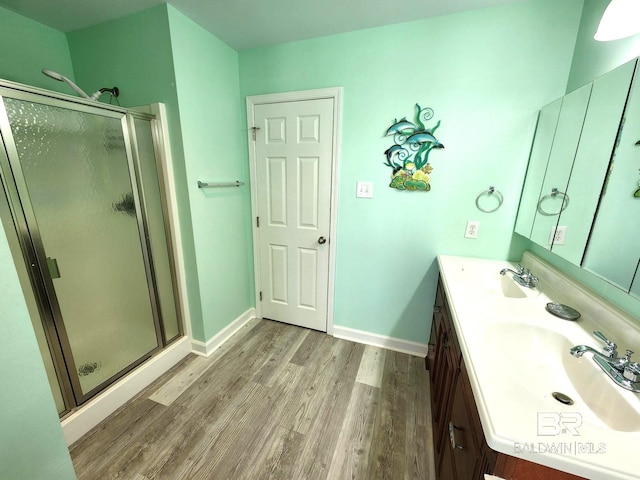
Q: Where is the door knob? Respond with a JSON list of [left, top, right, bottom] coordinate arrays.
[[318, 236, 327, 244]]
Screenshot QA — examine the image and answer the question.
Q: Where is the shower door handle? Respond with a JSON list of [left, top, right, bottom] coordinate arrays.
[[47, 257, 61, 279]]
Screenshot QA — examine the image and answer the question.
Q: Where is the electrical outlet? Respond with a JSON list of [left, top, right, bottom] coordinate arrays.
[[549, 226, 567, 245], [465, 221, 480, 239], [356, 181, 373, 198]]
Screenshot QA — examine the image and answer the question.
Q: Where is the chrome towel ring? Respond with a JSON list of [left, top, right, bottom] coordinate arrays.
[[537, 188, 570, 216], [475, 186, 504, 213]]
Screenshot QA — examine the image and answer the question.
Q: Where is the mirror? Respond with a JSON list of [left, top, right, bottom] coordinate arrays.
[[514, 98, 562, 239], [529, 82, 591, 250], [631, 268, 640, 298], [551, 59, 636, 265], [583, 62, 640, 292], [516, 57, 640, 294]]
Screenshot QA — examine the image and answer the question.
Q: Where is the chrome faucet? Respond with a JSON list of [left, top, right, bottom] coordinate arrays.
[[499, 263, 538, 288], [570, 331, 640, 392], [569, 345, 632, 371]]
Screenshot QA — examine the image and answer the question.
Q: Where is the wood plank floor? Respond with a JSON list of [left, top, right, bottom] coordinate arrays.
[[70, 319, 435, 480]]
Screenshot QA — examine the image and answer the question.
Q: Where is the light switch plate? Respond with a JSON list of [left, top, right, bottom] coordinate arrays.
[[356, 181, 373, 198]]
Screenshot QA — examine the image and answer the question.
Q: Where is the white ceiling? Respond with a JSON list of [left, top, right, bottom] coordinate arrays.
[[0, 0, 524, 51]]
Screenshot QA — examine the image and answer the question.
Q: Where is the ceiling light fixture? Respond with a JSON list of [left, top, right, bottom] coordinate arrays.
[[595, 0, 640, 41]]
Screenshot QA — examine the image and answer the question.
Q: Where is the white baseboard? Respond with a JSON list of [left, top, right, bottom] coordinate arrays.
[[332, 325, 428, 357], [191, 308, 256, 357], [61, 336, 191, 446]]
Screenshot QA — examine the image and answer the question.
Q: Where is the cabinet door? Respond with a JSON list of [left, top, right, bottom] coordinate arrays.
[[530, 83, 592, 249], [432, 320, 459, 459], [430, 281, 460, 464], [552, 58, 636, 265], [427, 280, 445, 372], [449, 367, 482, 480], [494, 454, 586, 479], [438, 435, 457, 480]]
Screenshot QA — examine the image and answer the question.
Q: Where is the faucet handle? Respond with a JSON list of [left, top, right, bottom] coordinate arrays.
[[593, 331, 617, 357], [624, 350, 634, 361], [515, 263, 525, 274], [623, 361, 640, 383]]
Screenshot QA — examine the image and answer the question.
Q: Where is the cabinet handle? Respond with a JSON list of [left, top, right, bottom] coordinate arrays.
[[449, 422, 464, 450]]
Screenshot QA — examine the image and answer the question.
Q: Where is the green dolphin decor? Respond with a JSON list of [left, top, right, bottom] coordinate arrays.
[[384, 103, 444, 191]]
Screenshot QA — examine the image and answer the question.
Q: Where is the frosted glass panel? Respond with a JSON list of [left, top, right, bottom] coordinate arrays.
[[5, 98, 158, 396], [0, 184, 65, 413], [133, 117, 180, 341]]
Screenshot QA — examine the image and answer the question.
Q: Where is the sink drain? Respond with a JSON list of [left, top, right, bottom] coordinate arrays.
[[552, 392, 574, 405]]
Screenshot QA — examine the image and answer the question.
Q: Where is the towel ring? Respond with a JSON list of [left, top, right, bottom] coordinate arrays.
[[475, 186, 503, 213], [537, 188, 570, 216]]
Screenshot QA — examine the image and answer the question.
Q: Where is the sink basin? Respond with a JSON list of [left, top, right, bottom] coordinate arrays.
[[480, 323, 571, 391], [439, 259, 541, 300], [481, 323, 640, 432], [498, 274, 541, 298], [563, 352, 640, 432], [480, 273, 541, 298]]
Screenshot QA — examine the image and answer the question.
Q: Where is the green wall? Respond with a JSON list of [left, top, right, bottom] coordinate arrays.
[[239, 0, 583, 341], [167, 6, 254, 340], [568, 0, 640, 91], [67, 5, 256, 342], [0, 229, 76, 480], [0, 5, 74, 92], [0, 7, 77, 479], [525, 0, 640, 319], [66, 5, 206, 339]]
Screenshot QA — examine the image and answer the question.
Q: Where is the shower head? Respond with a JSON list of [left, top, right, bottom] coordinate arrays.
[[42, 68, 91, 99], [42, 69, 64, 81], [42, 69, 120, 103]]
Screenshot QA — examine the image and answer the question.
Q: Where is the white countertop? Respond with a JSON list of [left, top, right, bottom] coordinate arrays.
[[437, 253, 640, 480]]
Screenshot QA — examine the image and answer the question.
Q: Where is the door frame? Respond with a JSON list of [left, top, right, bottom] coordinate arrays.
[[246, 87, 342, 334]]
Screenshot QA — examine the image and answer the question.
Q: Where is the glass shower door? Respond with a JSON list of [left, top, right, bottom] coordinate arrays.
[[2, 97, 161, 402], [129, 116, 180, 342]]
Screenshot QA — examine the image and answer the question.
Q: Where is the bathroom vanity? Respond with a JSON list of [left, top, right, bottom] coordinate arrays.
[[429, 253, 640, 480]]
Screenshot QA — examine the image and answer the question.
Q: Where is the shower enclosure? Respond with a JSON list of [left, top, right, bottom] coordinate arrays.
[[0, 80, 182, 416]]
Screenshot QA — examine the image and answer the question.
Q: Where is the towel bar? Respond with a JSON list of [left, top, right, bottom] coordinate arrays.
[[197, 180, 244, 188]]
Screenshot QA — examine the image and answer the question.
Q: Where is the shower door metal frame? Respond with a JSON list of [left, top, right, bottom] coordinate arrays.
[[0, 80, 174, 412], [125, 111, 184, 345]]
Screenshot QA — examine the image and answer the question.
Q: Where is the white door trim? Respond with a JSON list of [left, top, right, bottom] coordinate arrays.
[[246, 87, 342, 335]]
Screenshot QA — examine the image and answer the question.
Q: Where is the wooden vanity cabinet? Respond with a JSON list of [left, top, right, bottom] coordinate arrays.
[[428, 276, 585, 480], [438, 362, 496, 480], [429, 279, 461, 474]]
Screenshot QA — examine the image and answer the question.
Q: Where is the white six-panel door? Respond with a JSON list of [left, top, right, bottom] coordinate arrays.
[[253, 98, 335, 331]]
